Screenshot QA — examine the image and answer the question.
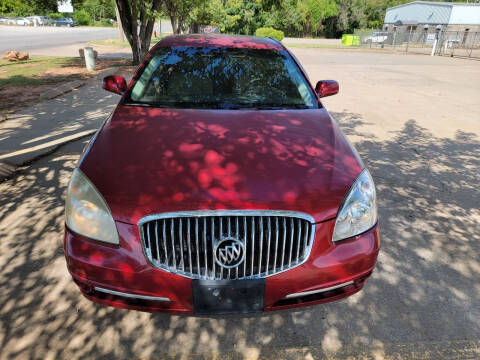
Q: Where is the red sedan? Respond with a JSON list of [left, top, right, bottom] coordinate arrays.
[[64, 34, 380, 314]]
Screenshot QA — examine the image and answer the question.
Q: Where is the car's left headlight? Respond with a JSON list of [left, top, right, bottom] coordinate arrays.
[[332, 169, 377, 242], [65, 168, 119, 244]]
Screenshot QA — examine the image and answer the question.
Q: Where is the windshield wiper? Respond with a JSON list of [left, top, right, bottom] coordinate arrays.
[[234, 103, 311, 110], [123, 101, 224, 109], [123, 101, 158, 107], [123, 101, 311, 110]]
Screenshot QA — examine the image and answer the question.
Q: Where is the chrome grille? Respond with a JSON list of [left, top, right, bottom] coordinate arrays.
[[139, 211, 315, 280]]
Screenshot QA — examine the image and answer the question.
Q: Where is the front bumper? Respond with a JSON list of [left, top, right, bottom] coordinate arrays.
[[64, 219, 380, 314]]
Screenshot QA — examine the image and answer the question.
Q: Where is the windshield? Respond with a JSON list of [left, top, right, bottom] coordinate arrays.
[[127, 47, 318, 110]]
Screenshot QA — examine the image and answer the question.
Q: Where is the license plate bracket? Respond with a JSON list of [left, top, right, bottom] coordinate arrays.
[[193, 279, 265, 315]]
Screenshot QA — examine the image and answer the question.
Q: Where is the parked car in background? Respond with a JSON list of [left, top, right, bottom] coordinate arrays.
[[364, 32, 389, 44], [52, 17, 76, 27], [15, 17, 33, 26], [27, 16, 50, 26]]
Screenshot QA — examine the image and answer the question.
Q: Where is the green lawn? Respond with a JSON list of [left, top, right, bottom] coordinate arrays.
[[0, 56, 131, 112], [0, 57, 78, 87]]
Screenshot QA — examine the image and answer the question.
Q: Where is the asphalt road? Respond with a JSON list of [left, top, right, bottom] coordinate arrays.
[[0, 22, 173, 55], [0, 25, 118, 54], [0, 49, 479, 359]]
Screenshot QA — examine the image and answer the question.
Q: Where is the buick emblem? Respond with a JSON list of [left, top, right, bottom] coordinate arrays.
[[215, 238, 245, 268]]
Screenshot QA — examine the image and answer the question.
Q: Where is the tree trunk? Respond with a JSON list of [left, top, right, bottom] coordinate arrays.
[[171, 17, 178, 34], [115, 2, 125, 42], [166, 0, 185, 35], [169, 9, 183, 34], [115, 0, 162, 65], [178, 13, 188, 34]]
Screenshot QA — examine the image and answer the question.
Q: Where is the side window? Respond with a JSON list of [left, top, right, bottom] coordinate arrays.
[[285, 49, 310, 82]]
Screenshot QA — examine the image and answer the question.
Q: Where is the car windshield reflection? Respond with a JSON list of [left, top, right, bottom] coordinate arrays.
[[127, 47, 318, 110]]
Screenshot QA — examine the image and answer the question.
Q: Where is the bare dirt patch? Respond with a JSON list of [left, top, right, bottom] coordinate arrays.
[[0, 58, 132, 113], [0, 84, 54, 116]]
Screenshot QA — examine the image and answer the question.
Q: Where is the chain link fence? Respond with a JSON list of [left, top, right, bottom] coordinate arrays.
[[354, 29, 480, 59]]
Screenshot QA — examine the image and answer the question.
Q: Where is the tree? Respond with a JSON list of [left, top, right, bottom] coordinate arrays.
[[115, 0, 162, 65], [261, 0, 305, 37], [163, 0, 208, 34], [299, 0, 338, 36], [0, 0, 58, 15], [79, 0, 115, 21]]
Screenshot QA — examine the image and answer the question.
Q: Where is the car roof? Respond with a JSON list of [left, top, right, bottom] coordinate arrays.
[[152, 34, 285, 51]]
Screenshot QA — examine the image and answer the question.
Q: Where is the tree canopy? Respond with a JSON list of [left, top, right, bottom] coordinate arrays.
[[0, 0, 59, 16], [115, 0, 162, 64], [0, 0, 470, 64], [168, 0, 469, 38]]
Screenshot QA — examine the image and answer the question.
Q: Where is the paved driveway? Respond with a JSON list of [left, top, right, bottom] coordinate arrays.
[[0, 49, 479, 359]]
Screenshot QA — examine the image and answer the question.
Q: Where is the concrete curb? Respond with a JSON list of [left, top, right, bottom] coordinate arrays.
[[38, 79, 86, 101], [1, 81, 85, 122], [0, 66, 124, 123], [0, 161, 16, 182], [0, 129, 97, 163], [36, 66, 124, 102], [36, 68, 124, 103], [0, 129, 97, 182], [0, 109, 15, 123], [95, 67, 121, 80]]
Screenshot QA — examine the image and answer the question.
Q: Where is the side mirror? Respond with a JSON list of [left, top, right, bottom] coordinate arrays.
[[102, 75, 127, 95], [315, 80, 339, 98]]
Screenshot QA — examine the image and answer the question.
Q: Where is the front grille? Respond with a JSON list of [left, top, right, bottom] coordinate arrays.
[[139, 211, 315, 280]]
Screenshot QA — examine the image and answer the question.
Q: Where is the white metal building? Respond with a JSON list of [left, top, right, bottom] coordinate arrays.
[[384, 1, 480, 32]]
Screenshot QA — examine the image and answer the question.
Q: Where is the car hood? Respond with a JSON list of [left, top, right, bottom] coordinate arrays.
[[80, 105, 363, 224]]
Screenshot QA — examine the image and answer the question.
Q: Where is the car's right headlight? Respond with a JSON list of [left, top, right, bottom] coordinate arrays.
[[332, 169, 377, 242], [65, 168, 119, 244]]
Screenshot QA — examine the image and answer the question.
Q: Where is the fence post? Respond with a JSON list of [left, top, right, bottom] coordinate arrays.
[[432, 29, 442, 56], [450, 31, 459, 57], [469, 32, 477, 57], [422, 31, 427, 54], [406, 27, 412, 53], [431, 37, 437, 56], [393, 30, 397, 50]]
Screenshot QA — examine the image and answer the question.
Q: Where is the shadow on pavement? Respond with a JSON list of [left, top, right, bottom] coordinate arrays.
[[0, 67, 134, 166], [0, 112, 479, 359]]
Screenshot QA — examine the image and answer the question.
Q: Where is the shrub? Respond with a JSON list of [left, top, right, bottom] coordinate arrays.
[[255, 27, 284, 41], [48, 13, 62, 20], [73, 9, 92, 26], [99, 18, 113, 27]]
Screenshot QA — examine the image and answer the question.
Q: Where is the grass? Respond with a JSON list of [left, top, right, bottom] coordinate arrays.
[[0, 56, 78, 87], [90, 36, 166, 48], [283, 43, 402, 52], [0, 56, 132, 112], [285, 43, 355, 49], [89, 39, 132, 48]]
